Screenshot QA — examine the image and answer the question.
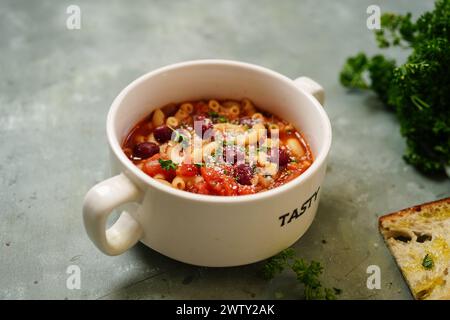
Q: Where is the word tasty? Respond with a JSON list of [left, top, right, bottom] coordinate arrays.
[[278, 187, 320, 227]]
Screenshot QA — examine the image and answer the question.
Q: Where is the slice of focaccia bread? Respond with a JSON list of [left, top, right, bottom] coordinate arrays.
[[379, 197, 450, 300]]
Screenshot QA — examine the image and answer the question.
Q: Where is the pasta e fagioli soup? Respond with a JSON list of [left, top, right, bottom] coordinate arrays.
[[122, 98, 313, 196]]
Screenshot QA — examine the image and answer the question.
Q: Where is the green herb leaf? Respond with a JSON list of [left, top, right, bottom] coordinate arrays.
[[262, 248, 295, 280], [339, 0, 450, 175], [262, 248, 339, 300], [173, 131, 189, 145], [208, 111, 228, 123], [158, 159, 177, 171], [422, 254, 434, 270]]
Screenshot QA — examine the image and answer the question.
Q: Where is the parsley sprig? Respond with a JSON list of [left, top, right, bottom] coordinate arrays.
[[263, 248, 340, 300], [339, 0, 450, 175]]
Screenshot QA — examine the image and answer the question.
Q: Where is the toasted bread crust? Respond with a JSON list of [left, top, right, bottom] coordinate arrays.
[[379, 197, 450, 228]]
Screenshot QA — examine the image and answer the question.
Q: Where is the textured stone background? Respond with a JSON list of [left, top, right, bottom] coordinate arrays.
[[0, 0, 448, 299]]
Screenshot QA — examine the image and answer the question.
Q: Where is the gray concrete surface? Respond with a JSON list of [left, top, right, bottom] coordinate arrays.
[[0, 0, 448, 300]]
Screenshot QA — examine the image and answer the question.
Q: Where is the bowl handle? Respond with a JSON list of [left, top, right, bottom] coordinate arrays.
[[293, 76, 325, 106], [83, 173, 143, 255]]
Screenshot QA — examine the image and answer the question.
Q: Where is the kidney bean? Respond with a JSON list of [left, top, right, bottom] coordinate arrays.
[[153, 125, 173, 143], [133, 142, 159, 159], [234, 164, 253, 185], [278, 148, 290, 167]]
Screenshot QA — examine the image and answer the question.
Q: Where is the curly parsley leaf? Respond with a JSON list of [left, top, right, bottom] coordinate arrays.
[[339, 0, 450, 175], [262, 248, 295, 279]]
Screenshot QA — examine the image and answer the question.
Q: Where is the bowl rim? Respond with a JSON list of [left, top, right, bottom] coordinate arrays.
[[107, 59, 332, 204]]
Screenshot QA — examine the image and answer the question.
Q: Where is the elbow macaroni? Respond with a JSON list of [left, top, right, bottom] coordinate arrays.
[[208, 100, 220, 112], [180, 103, 194, 114], [251, 112, 264, 122], [229, 105, 240, 117], [152, 108, 165, 127], [175, 109, 189, 120], [172, 176, 186, 190], [166, 116, 179, 127]]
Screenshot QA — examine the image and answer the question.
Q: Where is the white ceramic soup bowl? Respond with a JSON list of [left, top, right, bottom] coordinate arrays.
[[83, 60, 331, 267]]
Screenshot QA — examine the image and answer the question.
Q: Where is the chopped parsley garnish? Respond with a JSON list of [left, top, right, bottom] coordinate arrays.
[[262, 248, 340, 300], [158, 159, 177, 171], [208, 111, 228, 123], [169, 127, 190, 146], [194, 163, 204, 168], [174, 131, 189, 145], [217, 116, 228, 123], [422, 254, 434, 270]]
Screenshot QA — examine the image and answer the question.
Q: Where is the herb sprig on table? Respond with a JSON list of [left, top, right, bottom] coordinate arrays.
[[339, 0, 450, 175], [263, 248, 340, 300]]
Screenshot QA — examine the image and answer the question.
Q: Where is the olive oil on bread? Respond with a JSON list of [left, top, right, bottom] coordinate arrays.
[[379, 197, 450, 300]]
